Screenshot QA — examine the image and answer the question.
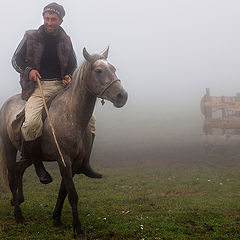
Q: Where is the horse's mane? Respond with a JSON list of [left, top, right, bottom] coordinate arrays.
[[71, 54, 106, 97], [71, 60, 89, 96]]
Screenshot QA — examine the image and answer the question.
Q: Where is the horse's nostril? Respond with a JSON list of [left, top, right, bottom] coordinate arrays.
[[114, 90, 128, 108], [117, 93, 123, 101]]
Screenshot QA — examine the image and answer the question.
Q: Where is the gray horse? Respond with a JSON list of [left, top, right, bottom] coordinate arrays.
[[0, 47, 128, 239]]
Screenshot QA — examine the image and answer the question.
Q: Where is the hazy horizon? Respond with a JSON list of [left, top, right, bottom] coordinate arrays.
[[1, 0, 240, 157]]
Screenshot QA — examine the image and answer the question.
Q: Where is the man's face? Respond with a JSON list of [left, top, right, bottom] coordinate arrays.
[[43, 12, 63, 35]]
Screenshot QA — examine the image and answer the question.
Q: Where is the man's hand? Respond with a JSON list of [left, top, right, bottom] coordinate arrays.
[[62, 75, 72, 86], [29, 69, 41, 81]]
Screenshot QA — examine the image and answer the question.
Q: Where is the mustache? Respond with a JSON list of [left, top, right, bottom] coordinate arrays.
[[45, 24, 56, 28]]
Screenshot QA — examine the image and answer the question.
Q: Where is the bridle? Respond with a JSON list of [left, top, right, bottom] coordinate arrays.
[[87, 78, 121, 105]]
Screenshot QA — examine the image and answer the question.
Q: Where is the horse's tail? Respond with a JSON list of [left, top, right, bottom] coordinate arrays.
[[0, 136, 9, 191]]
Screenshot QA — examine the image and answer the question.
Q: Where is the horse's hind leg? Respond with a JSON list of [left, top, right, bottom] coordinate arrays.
[[3, 137, 24, 223], [14, 159, 32, 205]]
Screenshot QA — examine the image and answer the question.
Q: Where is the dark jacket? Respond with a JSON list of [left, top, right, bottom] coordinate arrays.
[[12, 25, 77, 100]]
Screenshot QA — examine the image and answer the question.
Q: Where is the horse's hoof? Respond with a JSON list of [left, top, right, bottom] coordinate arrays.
[[53, 219, 63, 227], [76, 233, 86, 240]]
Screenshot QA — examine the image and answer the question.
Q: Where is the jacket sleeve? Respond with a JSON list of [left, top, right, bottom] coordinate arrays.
[[11, 33, 34, 78], [66, 42, 77, 78]]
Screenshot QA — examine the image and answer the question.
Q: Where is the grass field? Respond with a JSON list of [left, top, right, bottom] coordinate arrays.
[[1, 142, 240, 239]]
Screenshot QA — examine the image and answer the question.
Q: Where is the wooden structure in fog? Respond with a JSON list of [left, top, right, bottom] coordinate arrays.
[[201, 88, 240, 149]]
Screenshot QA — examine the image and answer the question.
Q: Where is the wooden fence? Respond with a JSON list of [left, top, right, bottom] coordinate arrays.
[[201, 88, 240, 148]]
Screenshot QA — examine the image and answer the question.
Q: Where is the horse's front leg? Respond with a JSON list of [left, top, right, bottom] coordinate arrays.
[[58, 157, 86, 240], [53, 173, 75, 227], [53, 179, 67, 226]]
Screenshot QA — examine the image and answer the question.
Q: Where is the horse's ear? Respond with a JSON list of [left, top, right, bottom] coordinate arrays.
[[102, 46, 109, 59], [83, 47, 91, 62]]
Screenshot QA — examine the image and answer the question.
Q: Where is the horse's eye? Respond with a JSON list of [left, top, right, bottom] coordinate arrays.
[[95, 69, 102, 74]]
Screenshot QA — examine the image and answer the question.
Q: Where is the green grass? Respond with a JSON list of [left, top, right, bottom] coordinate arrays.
[[1, 150, 240, 239]]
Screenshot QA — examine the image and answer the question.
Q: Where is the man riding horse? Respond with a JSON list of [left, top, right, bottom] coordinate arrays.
[[12, 2, 101, 184]]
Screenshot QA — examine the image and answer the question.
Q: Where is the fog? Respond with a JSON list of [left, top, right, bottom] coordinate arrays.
[[1, 0, 240, 161]]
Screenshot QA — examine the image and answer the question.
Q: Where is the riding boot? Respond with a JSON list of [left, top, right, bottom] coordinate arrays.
[[22, 137, 53, 184], [81, 133, 102, 178]]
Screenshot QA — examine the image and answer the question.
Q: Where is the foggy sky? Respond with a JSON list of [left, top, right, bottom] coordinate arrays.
[[1, 0, 240, 150]]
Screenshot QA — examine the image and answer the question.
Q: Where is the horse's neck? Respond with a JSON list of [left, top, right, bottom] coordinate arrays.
[[68, 84, 96, 133], [77, 89, 96, 130]]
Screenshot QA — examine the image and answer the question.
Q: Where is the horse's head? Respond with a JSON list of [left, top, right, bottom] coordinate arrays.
[[83, 47, 128, 108]]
